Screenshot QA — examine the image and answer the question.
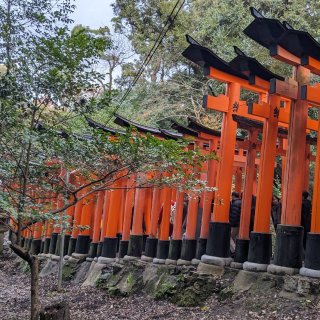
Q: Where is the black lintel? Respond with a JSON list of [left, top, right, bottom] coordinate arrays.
[[243, 7, 287, 49], [275, 29, 320, 60], [114, 114, 161, 135], [86, 117, 125, 135], [229, 47, 284, 81], [182, 35, 248, 80], [187, 117, 221, 137], [170, 120, 199, 137]]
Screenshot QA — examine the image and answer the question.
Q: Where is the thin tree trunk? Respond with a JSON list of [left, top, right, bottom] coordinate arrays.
[[11, 244, 41, 320], [30, 256, 40, 320]]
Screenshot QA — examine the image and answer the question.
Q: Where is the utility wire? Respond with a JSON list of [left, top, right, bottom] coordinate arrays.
[[104, 0, 186, 125]]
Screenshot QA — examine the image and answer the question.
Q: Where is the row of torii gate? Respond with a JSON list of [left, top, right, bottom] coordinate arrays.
[[21, 8, 320, 277]]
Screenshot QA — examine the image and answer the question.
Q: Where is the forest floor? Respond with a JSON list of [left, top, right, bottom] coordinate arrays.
[[1, 247, 320, 320]]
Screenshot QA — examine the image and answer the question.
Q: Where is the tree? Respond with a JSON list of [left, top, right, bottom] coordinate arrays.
[[0, 2, 215, 319], [111, 0, 320, 128]]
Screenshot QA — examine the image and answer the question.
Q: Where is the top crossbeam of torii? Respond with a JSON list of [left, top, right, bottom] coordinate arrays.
[[182, 7, 320, 110]]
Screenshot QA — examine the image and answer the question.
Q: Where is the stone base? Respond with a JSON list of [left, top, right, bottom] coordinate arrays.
[[141, 255, 154, 262], [230, 261, 243, 269], [197, 262, 225, 276], [86, 257, 94, 262], [201, 254, 233, 267], [300, 267, 320, 278], [97, 256, 116, 264], [191, 258, 200, 266], [268, 264, 299, 276], [165, 259, 177, 265], [243, 261, 268, 272], [123, 255, 139, 261], [153, 258, 166, 264], [177, 259, 191, 266], [71, 253, 88, 260], [50, 254, 61, 262], [67, 257, 79, 264]]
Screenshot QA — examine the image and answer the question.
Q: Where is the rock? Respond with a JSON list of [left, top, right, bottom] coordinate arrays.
[[233, 270, 259, 293], [82, 262, 106, 287], [197, 262, 225, 276], [39, 302, 70, 320]]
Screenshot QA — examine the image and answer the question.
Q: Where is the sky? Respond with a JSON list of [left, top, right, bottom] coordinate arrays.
[[71, 0, 115, 30]]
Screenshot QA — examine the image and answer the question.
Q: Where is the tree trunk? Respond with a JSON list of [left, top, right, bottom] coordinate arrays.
[[30, 256, 40, 320]]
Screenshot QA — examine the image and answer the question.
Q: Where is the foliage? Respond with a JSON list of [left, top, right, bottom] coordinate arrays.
[[110, 0, 320, 127]]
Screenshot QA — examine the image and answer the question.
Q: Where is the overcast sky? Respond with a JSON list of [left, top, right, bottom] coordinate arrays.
[[71, 0, 115, 30]]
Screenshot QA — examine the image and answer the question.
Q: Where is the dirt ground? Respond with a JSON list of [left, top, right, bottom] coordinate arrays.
[[1, 249, 320, 320]]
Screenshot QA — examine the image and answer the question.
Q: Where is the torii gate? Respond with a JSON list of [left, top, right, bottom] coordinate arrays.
[[243, 7, 320, 275], [182, 35, 287, 267], [112, 114, 183, 263], [169, 118, 261, 265]]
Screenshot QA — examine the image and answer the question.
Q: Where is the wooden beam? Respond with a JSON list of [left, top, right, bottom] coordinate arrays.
[[270, 44, 300, 66], [301, 55, 320, 76], [301, 83, 320, 106], [204, 94, 229, 112], [270, 78, 298, 100], [207, 67, 267, 93]]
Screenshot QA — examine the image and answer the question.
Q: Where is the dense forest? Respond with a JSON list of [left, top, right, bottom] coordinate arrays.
[[90, 0, 320, 129]]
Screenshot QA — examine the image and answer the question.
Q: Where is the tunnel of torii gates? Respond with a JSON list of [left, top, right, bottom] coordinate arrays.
[[12, 7, 320, 278]]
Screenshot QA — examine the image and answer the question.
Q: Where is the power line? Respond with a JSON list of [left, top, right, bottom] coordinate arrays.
[[104, 0, 186, 125]]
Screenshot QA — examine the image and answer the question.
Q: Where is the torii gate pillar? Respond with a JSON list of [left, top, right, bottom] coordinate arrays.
[[201, 82, 240, 266]]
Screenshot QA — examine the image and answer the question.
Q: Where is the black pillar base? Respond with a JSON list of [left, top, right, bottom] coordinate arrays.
[[63, 235, 71, 256], [127, 235, 143, 257], [118, 240, 129, 258], [156, 240, 170, 260], [20, 237, 25, 248], [206, 222, 231, 258], [43, 238, 51, 254], [305, 233, 320, 270], [23, 238, 30, 250], [144, 237, 158, 258], [55, 234, 61, 256], [143, 234, 148, 252], [116, 233, 122, 252], [101, 237, 118, 258], [97, 241, 103, 257], [67, 237, 77, 256], [28, 238, 33, 251], [180, 239, 197, 261], [247, 232, 272, 265], [195, 238, 207, 260], [40, 240, 44, 253], [49, 233, 58, 255], [75, 235, 90, 255], [31, 239, 42, 255], [167, 239, 182, 260], [234, 238, 250, 263], [88, 242, 98, 258], [273, 224, 303, 269]]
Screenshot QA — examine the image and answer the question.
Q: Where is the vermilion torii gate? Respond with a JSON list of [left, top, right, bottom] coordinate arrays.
[[182, 24, 318, 271], [243, 7, 320, 275], [182, 35, 285, 267]]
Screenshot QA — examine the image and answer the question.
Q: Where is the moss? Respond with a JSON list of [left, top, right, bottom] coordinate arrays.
[[154, 281, 176, 300], [219, 286, 234, 301], [62, 264, 75, 281], [21, 260, 31, 274]]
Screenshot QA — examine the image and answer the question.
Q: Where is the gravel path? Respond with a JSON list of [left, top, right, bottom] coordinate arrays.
[[1, 249, 320, 320]]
